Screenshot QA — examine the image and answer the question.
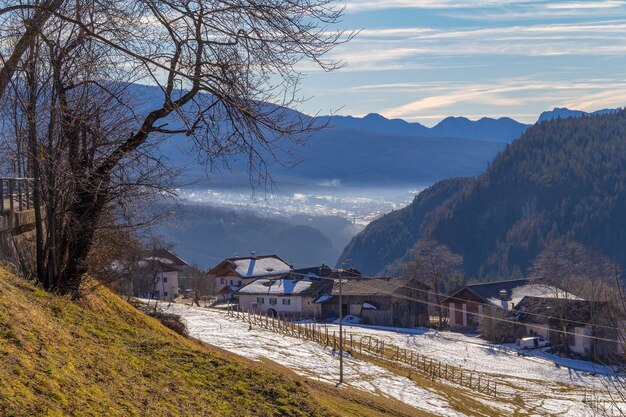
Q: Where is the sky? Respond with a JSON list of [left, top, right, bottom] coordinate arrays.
[[296, 0, 626, 126]]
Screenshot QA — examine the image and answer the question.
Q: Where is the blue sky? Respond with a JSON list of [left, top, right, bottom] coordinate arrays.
[[296, 0, 626, 126]]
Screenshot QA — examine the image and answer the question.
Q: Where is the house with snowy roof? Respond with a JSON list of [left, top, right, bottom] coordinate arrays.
[[207, 254, 292, 300], [441, 278, 578, 329], [237, 275, 332, 318]]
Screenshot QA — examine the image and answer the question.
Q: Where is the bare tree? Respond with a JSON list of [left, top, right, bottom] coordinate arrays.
[[530, 239, 621, 355], [529, 239, 618, 301], [179, 264, 212, 306], [85, 224, 146, 297], [0, 0, 65, 99], [0, 0, 351, 298], [409, 238, 464, 326]]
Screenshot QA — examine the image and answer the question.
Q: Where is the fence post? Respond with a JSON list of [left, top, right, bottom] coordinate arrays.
[[8, 179, 14, 212], [17, 180, 22, 211]]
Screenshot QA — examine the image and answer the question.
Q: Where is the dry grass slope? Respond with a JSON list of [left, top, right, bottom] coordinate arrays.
[[0, 267, 426, 417]]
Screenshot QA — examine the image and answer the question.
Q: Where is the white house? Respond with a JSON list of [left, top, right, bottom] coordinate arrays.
[[207, 254, 292, 300], [141, 248, 188, 301], [237, 276, 332, 317]]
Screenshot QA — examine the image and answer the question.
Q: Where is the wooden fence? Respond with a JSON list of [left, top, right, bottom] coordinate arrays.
[[226, 306, 497, 397], [0, 178, 34, 212], [583, 387, 624, 416]]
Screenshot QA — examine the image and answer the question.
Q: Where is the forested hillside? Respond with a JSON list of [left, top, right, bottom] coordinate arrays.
[[337, 178, 470, 274], [339, 111, 626, 278]]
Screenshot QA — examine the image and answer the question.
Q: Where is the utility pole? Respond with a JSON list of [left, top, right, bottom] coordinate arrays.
[[338, 270, 344, 384]]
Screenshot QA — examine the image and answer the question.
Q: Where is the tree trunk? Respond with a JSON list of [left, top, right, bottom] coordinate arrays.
[[25, 44, 47, 288]]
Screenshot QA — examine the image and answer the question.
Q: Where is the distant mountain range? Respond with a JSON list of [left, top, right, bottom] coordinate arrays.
[[338, 110, 626, 278], [324, 113, 530, 143], [126, 83, 620, 190]]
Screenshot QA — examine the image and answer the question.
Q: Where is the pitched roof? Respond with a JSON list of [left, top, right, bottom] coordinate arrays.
[[288, 265, 362, 280], [207, 255, 292, 278], [150, 248, 188, 267], [441, 278, 579, 307], [486, 284, 580, 307], [237, 278, 332, 297], [138, 259, 182, 273], [463, 278, 530, 302], [509, 296, 608, 326], [331, 277, 429, 297], [290, 264, 335, 278]]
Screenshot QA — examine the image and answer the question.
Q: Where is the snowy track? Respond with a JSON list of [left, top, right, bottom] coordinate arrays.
[[162, 303, 623, 416]]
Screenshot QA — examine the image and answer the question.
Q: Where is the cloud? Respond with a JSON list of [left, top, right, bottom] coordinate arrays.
[[544, 1, 626, 9], [326, 20, 626, 69], [381, 80, 626, 119], [342, 0, 541, 12]]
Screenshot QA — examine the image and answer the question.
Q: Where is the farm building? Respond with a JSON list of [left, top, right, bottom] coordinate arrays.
[[441, 278, 576, 330], [319, 276, 430, 328], [508, 296, 618, 360]]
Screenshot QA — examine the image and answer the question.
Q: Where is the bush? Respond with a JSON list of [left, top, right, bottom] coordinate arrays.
[[148, 310, 188, 336], [129, 299, 188, 336]]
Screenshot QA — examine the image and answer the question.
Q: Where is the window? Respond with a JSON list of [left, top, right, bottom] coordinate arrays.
[[220, 278, 225, 284], [256, 297, 265, 304], [238, 280, 242, 286], [230, 280, 233, 285], [164, 291, 168, 297], [269, 298, 278, 305], [163, 277, 168, 283], [282, 299, 291, 305]]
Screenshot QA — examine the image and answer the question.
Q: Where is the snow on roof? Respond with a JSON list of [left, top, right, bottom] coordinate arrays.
[[315, 294, 332, 303], [232, 256, 291, 278], [238, 278, 314, 296], [486, 284, 581, 308], [362, 302, 377, 310]]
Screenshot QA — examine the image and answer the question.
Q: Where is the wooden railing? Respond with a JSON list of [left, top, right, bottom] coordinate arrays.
[[0, 178, 34, 212]]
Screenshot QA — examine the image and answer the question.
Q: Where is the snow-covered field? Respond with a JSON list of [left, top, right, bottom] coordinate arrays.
[[324, 323, 626, 416], [161, 303, 624, 416]]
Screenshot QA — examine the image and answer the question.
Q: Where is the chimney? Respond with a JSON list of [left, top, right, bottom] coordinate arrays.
[[251, 251, 257, 259], [499, 289, 509, 309]]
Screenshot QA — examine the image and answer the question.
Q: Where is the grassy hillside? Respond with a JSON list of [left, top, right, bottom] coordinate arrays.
[[0, 266, 426, 417]]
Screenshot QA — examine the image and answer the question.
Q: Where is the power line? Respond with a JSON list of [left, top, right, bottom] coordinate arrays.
[[179, 244, 620, 332], [283, 269, 621, 332], [279, 270, 622, 342]]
